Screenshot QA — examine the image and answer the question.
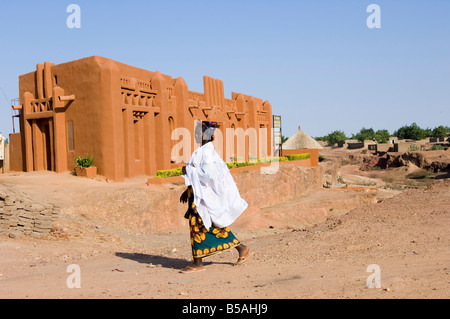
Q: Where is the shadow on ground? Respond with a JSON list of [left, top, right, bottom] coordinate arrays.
[[435, 172, 450, 180], [115, 252, 234, 270]]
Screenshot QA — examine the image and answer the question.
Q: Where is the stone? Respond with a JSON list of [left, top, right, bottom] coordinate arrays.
[[30, 232, 42, 239], [0, 186, 59, 237], [8, 230, 23, 239], [30, 204, 45, 212]]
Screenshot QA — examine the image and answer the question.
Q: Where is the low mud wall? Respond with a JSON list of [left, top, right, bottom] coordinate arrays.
[[0, 185, 60, 238], [69, 161, 339, 234], [0, 160, 340, 237]]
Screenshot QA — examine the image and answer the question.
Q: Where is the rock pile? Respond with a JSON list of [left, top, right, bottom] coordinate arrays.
[[0, 185, 60, 238], [359, 151, 450, 173]]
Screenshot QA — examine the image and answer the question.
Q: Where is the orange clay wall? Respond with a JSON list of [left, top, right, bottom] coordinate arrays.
[[281, 149, 319, 167], [14, 56, 273, 181]]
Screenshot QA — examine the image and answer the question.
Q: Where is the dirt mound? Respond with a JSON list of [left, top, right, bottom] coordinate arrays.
[[334, 149, 450, 173]]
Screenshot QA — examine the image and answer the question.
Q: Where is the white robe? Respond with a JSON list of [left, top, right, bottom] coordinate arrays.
[[183, 142, 248, 230]]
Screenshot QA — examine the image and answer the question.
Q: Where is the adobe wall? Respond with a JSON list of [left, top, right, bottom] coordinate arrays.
[[18, 61, 97, 175], [103, 161, 338, 233], [281, 148, 319, 167], [394, 143, 413, 152], [52, 57, 113, 178], [15, 56, 273, 182], [91, 56, 272, 179], [8, 133, 22, 172]]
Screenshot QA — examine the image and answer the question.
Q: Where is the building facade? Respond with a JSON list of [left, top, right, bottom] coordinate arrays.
[[10, 56, 273, 181]]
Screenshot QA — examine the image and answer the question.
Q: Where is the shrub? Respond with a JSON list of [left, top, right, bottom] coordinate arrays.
[[406, 170, 432, 180], [285, 153, 311, 161], [155, 154, 312, 178], [226, 161, 258, 169], [75, 154, 93, 168], [408, 143, 421, 151], [431, 144, 444, 150], [257, 157, 288, 164], [155, 167, 183, 178]]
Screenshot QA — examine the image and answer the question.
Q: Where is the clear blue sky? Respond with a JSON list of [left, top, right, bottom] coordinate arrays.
[[0, 0, 449, 139]]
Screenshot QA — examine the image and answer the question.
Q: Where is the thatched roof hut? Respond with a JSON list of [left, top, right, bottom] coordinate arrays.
[[283, 126, 323, 149]]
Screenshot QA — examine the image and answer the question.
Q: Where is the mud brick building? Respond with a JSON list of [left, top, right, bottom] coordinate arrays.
[[9, 56, 273, 181]]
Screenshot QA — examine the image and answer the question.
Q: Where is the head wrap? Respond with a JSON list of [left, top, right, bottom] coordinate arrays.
[[198, 121, 218, 142], [194, 121, 219, 143], [202, 121, 219, 131]]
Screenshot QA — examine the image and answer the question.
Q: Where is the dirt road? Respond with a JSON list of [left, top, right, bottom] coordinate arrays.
[[0, 170, 448, 299]]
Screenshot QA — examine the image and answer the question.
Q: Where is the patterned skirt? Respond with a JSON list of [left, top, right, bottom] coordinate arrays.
[[188, 209, 241, 259]]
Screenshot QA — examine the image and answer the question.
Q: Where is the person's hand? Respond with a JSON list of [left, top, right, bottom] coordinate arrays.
[[180, 189, 189, 203]]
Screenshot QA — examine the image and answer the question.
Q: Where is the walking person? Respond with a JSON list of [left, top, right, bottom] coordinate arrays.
[[179, 121, 252, 273]]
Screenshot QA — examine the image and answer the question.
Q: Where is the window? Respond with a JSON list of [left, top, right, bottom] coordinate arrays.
[[67, 121, 74, 151]]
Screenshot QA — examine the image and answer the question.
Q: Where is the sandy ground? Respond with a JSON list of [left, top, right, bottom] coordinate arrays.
[[0, 158, 449, 299]]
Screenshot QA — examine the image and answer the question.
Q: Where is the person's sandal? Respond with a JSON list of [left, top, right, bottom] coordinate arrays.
[[234, 250, 254, 266], [179, 265, 205, 273]]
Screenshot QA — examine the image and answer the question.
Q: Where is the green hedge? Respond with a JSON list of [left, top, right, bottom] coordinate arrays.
[[285, 153, 310, 161], [154, 154, 311, 178], [226, 161, 257, 169], [257, 156, 288, 164], [155, 167, 183, 178]]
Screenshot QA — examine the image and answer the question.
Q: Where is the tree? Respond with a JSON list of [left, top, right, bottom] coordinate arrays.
[[353, 127, 375, 142], [315, 136, 327, 142], [326, 130, 347, 145], [432, 125, 447, 139], [393, 123, 427, 140], [374, 129, 390, 143]]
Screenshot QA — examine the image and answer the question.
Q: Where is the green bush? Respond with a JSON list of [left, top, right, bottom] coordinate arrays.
[[226, 157, 289, 169], [226, 161, 258, 169], [285, 153, 311, 161], [155, 154, 312, 178], [257, 157, 288, 164], [155, 167, 183, 178], [431, 144, 444, 150], [408, 143, 421, 151], [75, 154, 93, 168]]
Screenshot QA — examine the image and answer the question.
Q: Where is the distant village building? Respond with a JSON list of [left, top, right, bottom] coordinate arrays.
[[282, 126, 323, 150], [0, 133, 4, 161], [0, 133, 5, 173], [9, 56, 273, 181]]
